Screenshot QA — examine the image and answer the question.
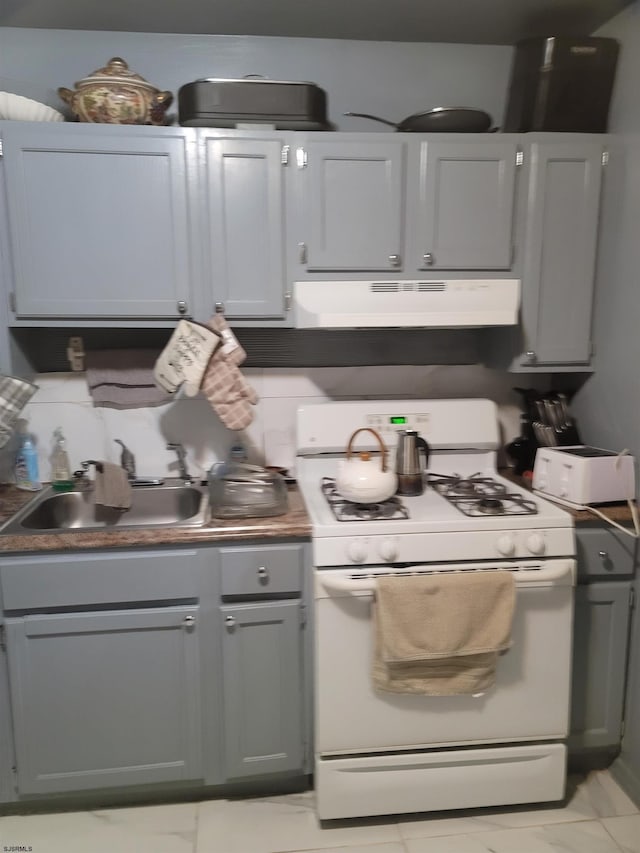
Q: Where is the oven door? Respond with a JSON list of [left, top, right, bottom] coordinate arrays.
[[315, 560, 575, 755]]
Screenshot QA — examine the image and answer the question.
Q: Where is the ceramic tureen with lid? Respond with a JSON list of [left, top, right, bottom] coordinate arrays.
[[58, 57, 173, 125]]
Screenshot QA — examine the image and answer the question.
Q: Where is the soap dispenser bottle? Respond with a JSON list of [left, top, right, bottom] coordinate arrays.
[[51, 427, 73, 492], [15, 430, 42, 492]]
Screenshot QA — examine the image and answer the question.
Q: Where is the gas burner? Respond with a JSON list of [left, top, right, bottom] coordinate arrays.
[[477, 497, 505, 515], [321, 477, 410, 522], [429, 472, 509, 499], [429, 472, 539, 517]]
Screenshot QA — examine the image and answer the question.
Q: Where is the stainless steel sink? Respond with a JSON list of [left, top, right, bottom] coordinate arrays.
[[1, 480, 209, 534]]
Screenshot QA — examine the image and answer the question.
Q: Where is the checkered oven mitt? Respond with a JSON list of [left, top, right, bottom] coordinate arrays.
[[154, 320, 220, 397], [200, 313, 258, 430]]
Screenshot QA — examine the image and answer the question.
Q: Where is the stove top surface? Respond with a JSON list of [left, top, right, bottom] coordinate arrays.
[[298, 458, 573, 538]]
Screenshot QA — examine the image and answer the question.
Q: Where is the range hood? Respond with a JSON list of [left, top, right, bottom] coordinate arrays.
[[293, 280, 520, 329]]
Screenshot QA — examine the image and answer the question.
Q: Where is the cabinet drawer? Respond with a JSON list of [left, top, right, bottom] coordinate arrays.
[[576, 527, 637, 581], [220, 545, 303, 597], [0, 549, 201, 610]]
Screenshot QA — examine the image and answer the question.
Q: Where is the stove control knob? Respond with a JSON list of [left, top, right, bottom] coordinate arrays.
[[496, 534, 516, 557], [378, 538, 399, 562], [347, 539, 368, 563], [526, 533, 546, 555]]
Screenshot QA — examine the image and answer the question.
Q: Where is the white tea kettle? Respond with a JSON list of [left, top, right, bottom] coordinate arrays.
[[336, 428, 397, 503]]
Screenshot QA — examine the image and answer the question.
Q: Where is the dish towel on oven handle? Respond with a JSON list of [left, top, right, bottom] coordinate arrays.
[[372, 571, 516, 696], [154, 320, 221, 398], [199, 313, 258, 431]]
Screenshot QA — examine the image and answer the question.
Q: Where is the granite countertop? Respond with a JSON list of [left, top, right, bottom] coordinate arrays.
[[1, 471, 636, 556], [0, 483, 312, 554], [500, 469, 638, 525]]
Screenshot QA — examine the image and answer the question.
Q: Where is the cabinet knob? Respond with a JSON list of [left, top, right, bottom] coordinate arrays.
[[182, 615, 196, 629], [388, 254, 401, 267], [257, 566, 269, 581], [177, 301, 188, 315], [225, 615, 236, 629], [423, 252, 435, 266], [525, 351, 537, 364], [599, 550, 609, 560]]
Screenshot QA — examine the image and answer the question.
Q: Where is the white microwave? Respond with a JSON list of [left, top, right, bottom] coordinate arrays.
[[532, 446, 636, 505]]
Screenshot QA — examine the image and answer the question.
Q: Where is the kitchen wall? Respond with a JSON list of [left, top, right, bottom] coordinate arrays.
[[0, 27, 513, 130], [575, 0, 640, 807], [572, 3, 640, 466], [0, 365, 533, 484]]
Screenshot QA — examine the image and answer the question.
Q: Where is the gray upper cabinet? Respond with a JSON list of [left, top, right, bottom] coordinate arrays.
[[517, 142, 604, 367], [1, 123, 194, 320], [299, 140, 405, 271], [5, 605, 203, 794], [411, 140, 517, 271], [199, 133, 288, 319]]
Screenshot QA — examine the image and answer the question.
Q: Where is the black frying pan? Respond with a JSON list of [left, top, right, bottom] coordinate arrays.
[[344, 107, 493, 133]]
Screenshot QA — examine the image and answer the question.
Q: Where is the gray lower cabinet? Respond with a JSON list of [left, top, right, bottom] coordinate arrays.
[[221, 600, 304, 778], [515, 141, 604, 368], [410, 139, 518, 271], [199, 133, 289, 319], [217, 542, 309, 781], [570, 526, 636, 754], [570, 583, 632, 751], [0, 122, 195, 320], [0, 606, 16, 804], [5, 605, 203, 794], [0, 540, 311, 803]]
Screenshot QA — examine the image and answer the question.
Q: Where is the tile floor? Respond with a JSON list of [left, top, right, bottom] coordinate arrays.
[[0, 770, 637, 853]]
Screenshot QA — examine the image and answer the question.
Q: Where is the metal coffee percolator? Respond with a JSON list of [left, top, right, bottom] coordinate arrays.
[[395, 429, 430, 496]]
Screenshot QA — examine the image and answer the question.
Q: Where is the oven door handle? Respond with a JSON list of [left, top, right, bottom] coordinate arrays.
[[318, 560, 576, 596]]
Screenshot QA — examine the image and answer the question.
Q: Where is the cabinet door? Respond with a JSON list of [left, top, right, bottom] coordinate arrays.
[[413, 141, 517, 270], [201, 135, 287, 318], [1, 125, 193, 318], [302, 141, 405, 271], [5, 606, 202, 794], [570, 582, 632, 751], [0, 624, 16, 804], [221, 601, 304, 778], [520, 143, 603, 366]]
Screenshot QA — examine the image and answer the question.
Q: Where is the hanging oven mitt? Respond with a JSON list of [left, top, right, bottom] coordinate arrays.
[[154, 320, 220, 397], [200, 313, 259, 430]]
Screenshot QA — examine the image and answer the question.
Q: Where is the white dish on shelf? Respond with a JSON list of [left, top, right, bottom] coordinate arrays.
[[0, 92, 64, 122]]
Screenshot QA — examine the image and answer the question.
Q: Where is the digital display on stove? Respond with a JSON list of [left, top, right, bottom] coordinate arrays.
[[389, 416, 407, 424]]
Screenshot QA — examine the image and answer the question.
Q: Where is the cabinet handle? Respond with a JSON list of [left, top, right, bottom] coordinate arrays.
[[257, 566, 269, 581], [182, 615, 196, 629], [177, 301, 188, 315], [423, 253, 435, 266], [225, 615, 236, 629], [298, 242, 308, 265], [388, 254, 401, 267], [525, 351, 537, 364]]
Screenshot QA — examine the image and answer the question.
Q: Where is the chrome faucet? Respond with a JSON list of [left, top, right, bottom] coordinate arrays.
[[115, 439, 136, 479], [167, 443, 193, 485]]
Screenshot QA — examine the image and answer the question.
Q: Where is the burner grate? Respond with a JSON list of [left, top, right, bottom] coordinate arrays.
[[321, 478, 410, 522], [429, 472, 539, 517]]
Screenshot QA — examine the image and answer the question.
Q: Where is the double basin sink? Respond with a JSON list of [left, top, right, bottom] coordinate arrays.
[[1, 480, 209, 535]]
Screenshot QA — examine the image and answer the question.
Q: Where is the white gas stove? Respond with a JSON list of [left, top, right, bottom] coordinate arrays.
[[297, 398, 574, 568], [296, 399, 577, 821]]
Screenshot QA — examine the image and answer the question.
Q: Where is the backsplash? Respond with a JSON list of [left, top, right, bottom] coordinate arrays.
[[0, 365, 538, 484]]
